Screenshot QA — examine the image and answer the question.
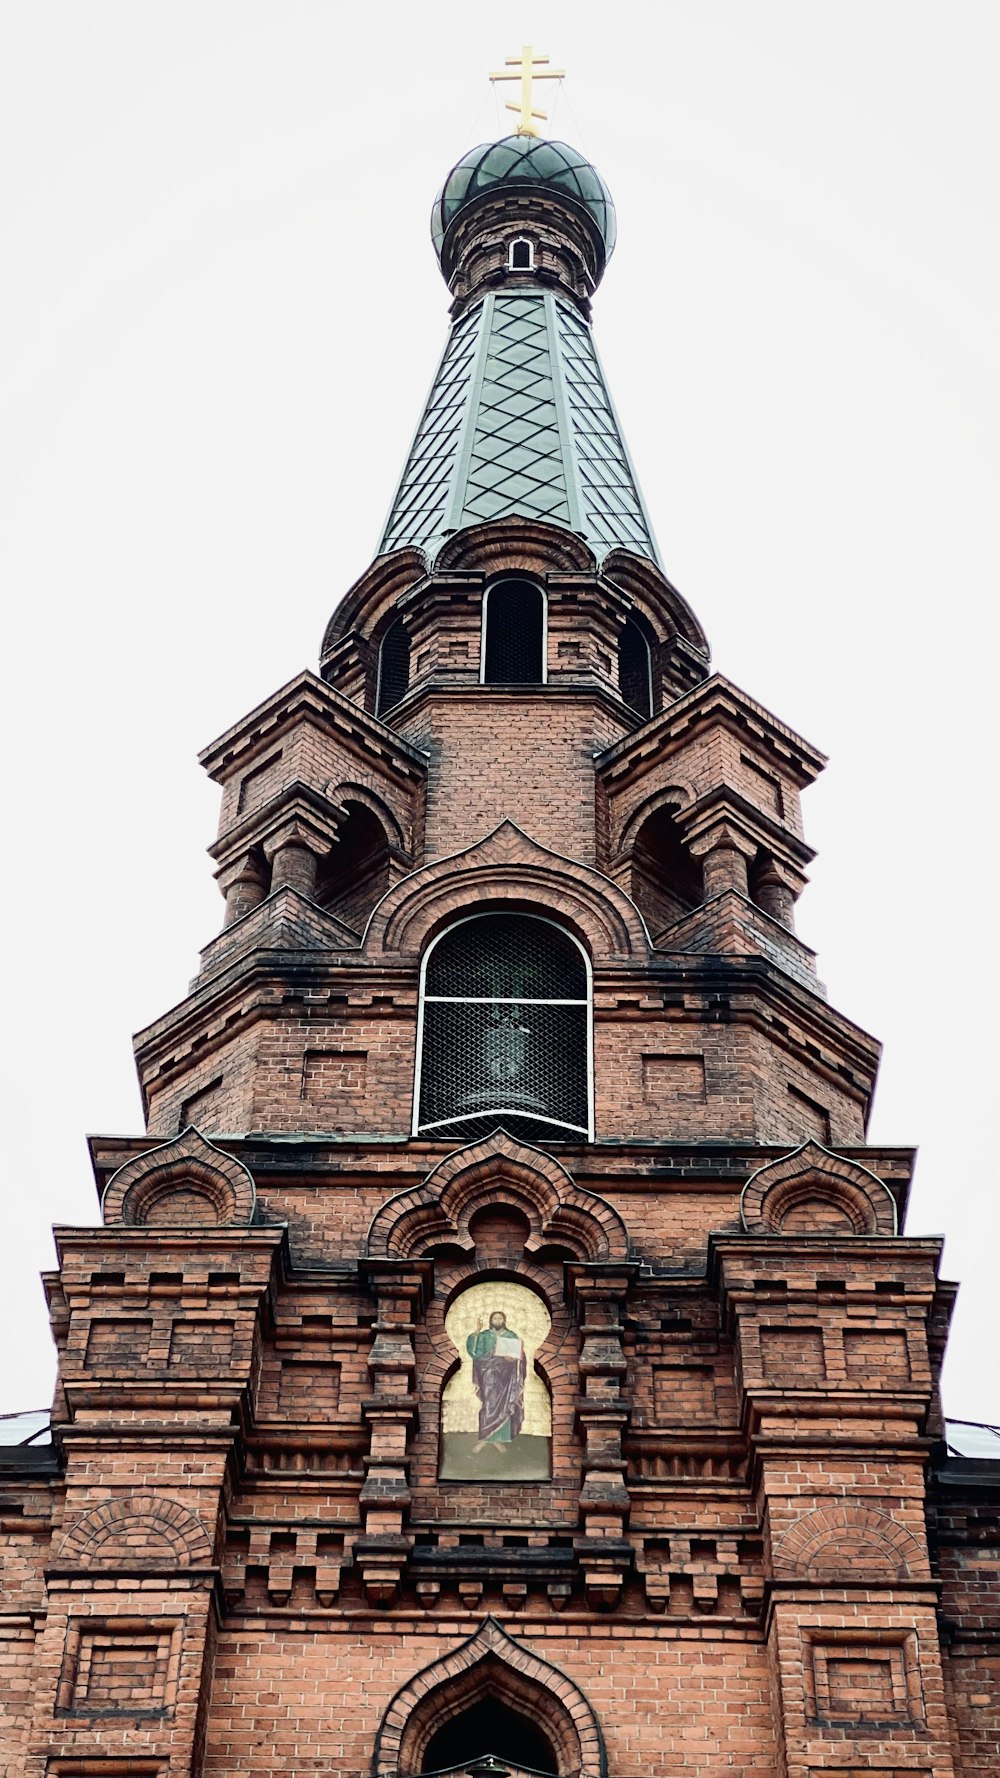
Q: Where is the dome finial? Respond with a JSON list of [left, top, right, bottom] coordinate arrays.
[[489, 43, 565, 137]]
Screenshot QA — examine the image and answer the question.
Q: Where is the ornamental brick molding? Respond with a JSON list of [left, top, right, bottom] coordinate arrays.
[[366, 1128, 629, 1263], [57, 1493, 214, 1569], [771, 1503, 927, 1581], [740, 1140, 897, 1237], [434, 515, 598, 577], [101, 1126, 256, 1227], [364, 820, 649, 960], [373, 1616, 607, 1778]]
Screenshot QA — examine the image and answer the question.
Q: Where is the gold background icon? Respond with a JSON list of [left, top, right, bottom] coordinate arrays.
[[442, 1279, 552, 1437]]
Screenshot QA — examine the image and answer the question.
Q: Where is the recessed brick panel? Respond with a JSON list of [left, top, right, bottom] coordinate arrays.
[[278, 1360, 341, 1416], [168, 1318, 234, 1368], [57, 1621, 179, 1716], [85, 1318, 152, 1369], [760, 1325, 825, 1382]]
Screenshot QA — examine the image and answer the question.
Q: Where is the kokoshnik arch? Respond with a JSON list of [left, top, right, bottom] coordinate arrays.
[[2, 49, 997, 1778]]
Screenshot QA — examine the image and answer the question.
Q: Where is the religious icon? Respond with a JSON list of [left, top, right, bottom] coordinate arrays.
[[440, 1281, 551, 1481], [467, 1311, 526, 1451]]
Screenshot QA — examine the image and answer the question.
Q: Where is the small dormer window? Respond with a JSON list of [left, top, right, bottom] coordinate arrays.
[[508, 237, 534, 271]]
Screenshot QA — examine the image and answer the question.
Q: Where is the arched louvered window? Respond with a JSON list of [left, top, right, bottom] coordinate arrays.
[[482, 579, 546, 685], [376, 618, 411, 716], [415, 913, 591, 1143], [618, 617, 653, 718]]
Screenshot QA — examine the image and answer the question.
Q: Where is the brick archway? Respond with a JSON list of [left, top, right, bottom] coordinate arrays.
[[373, 1617, 606, 1778]]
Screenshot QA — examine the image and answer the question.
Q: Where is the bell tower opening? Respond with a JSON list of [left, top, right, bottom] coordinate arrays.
[[482, 579, 546, 685], [415, 911, 591, 1143], [422, 1697, 558, 1774]]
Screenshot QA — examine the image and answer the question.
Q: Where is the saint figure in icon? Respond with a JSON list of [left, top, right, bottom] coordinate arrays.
[[466, 1310, 526, 1453]]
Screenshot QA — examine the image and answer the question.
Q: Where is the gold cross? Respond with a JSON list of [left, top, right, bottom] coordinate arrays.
[[489, 45, 565, 137]]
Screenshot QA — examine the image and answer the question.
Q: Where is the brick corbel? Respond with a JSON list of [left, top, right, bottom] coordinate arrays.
[[357, 1259, 432, 1607], [567, 1263, 637, 1610]]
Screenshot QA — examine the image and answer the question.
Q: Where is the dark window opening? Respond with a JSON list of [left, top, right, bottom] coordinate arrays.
[[422, 1698, 557, 1774], [508, 237, 534, 270], [630, 805, 702, 937], [315, 802, 390, 934], [417, 912, 589, 1144], [618, 617, 653, 718], [377, 618, 411, 715], [483, 580, 545, 685]]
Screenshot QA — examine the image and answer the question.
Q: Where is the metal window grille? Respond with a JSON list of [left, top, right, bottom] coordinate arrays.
[[618, 618, 653, 717], [376, 619, 411, 715], [417, 913, 590, 1144], [483, 580, 544, 685]]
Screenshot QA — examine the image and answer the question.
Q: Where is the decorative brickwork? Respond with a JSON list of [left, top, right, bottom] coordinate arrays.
[[1, 116, 996, 1778]]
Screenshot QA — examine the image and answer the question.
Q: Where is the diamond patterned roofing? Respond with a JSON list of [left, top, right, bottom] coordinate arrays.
[[380, 292, 658, 565]]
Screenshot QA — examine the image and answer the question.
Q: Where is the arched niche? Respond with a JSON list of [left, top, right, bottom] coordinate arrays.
[[440, 1277, 552, 1482], [315, 797, 392, 934], [628, 800, 703, 935]]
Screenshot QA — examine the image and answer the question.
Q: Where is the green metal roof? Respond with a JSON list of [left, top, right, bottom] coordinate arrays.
[[380, 291, 659, 565], [431, 135, 616, 268]]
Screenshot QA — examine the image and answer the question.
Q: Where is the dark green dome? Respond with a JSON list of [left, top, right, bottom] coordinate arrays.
[[431, 135, 617, 266]]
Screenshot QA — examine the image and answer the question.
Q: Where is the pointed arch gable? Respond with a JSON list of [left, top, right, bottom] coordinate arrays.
[[101, 1127, 256, 1228], [366, 1130, 628, 1263], [363, 821, 649, 962], [741, 1140, 897, 1237], [374, 1616, 607, 1778]]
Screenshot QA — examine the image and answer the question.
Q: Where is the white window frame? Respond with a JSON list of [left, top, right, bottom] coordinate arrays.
[[411, 910, 594, 1141], [507, 236, 535, 270], [480, 578, 549, 686]]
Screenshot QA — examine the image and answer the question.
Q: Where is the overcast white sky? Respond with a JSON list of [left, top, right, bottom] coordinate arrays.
[[1, 2, 997, 1423]]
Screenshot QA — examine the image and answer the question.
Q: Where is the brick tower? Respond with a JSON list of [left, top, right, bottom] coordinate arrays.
[[2, 121, 998, 1778]]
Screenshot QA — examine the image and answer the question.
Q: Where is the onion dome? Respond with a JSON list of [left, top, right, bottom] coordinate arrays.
[[431, 136, 617, 278]]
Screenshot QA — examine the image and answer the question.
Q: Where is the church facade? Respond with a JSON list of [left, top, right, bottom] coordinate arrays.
[[1, 124, 997, 1778]]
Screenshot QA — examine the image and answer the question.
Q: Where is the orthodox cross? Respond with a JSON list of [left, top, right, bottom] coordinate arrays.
[[489, 45, 565, 137]]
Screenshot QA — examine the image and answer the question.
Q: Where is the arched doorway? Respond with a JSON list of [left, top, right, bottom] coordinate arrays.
[[375, 1619, 605, 1778], [422, 1697, 557, 1773]]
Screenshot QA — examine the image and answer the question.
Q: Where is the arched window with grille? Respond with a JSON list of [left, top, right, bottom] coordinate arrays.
[[618, 616, 653, 718], [507, 236, 535, 270], [376, 617, 411, 716], [414, 912, 591, 1143], [481, 578, 546, 685]]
